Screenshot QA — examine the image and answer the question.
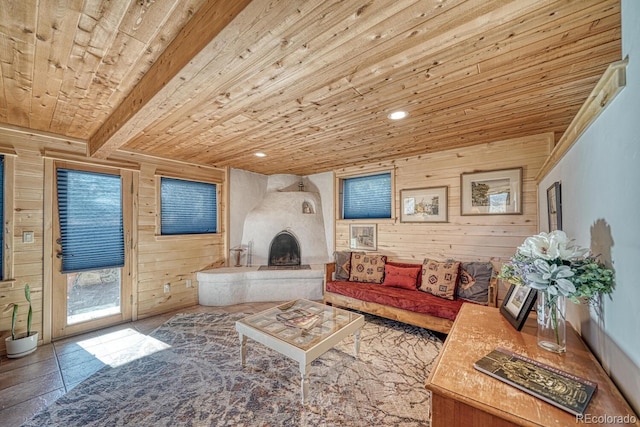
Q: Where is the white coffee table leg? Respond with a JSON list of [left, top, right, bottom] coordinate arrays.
[[300, 362, 311, 404], [354, 329, 361, 358], [240, 333, 247, 367]]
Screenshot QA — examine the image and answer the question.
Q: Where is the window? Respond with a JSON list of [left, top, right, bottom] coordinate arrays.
[[0, 155, 3, 279], [160, 177, 217, 235], [57, 169, 125, 273], [342, 172, 392, 219]]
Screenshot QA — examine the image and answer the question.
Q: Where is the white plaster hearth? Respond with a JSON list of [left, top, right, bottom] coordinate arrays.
[[196, 265, 324, 306], [240, 174, 330, 266]]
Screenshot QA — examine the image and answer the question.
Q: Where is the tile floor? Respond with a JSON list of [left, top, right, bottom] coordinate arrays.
[[0, 301, 279, 427]]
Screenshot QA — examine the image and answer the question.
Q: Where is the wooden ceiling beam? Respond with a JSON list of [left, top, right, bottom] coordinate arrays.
[[87, 0, 253, 159]]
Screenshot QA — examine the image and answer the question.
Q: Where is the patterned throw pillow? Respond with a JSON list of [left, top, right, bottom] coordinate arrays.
[[333, 251, 353, 280], [419, 259, 461, 300], [349, 253, 387, 284], [457, 262, 494, 305]]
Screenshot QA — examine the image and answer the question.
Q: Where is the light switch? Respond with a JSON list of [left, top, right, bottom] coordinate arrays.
[[22, 231, 35, 243]]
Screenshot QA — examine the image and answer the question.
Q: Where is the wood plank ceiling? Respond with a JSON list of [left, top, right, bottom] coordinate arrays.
[[0, 0, 621, 175]]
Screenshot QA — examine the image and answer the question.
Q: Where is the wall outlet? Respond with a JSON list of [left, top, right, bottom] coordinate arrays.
[[22, 231, 35, 243], [186, 279, 192, 288], [163, 283, 170, 293]]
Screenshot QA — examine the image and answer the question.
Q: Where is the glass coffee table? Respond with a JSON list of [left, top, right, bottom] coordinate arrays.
[[235, 299, 365, 403]]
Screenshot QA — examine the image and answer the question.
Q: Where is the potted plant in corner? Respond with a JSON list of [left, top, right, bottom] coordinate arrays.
[[4, 284, 38, 358]]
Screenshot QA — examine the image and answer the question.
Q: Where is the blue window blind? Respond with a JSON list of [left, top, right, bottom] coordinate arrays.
[[343, 172, 392, 219], [161, 177, 217, 235], [0, 156, 3, 279], [57, 169, 124, 273]]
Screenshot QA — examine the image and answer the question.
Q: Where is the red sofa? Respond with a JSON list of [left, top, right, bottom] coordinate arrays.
[[323, 260, 497, 334]]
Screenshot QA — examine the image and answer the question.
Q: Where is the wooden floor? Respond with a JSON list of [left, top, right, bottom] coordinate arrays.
[[0, 301, 279, 427]]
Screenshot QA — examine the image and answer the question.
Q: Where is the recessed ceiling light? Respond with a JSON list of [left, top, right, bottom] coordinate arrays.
[[255, 152, 267, 157], [388, 110, 408, 120]]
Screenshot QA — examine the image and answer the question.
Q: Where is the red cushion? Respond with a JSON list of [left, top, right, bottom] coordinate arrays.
[[386, 261, 423, 287], [326, 280, 466, 321], [382, 264, 421, 290]]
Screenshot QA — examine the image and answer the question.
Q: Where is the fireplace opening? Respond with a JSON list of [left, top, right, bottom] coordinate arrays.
[[268, 231, 301, 266]]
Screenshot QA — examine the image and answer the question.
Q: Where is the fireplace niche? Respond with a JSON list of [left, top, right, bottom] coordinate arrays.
[[268, 230, 301, 267]]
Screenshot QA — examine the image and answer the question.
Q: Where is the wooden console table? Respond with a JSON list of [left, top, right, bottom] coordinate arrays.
[[425, 304, 639, 426]]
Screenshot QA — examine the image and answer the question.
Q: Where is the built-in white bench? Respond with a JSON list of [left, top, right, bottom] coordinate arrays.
[[196, 265, 324, 306]]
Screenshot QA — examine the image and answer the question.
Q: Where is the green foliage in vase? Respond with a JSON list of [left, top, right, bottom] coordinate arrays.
[[499, 231, 614, 305]]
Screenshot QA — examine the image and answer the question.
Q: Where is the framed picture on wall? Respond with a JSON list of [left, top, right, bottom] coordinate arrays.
[[349, 224, 377, 251], [500, 282, 537, 331], [547, 181, 562, 231], [460, 168, 523, 215], [400, 186, 448, 223]]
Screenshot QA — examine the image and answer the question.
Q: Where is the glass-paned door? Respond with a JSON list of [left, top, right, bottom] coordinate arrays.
[[52, 163, 132, 338]]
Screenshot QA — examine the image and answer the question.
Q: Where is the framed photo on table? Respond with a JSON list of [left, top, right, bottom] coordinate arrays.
[[547, 182, 562, 231], [349, 224, 377, 251], [400, 186, 448, 223], [461, 168, 522, 215], [500, 282, 537, 331]]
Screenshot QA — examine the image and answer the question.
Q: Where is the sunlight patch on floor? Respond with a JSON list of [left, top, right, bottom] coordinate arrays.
[[77, 328, 171, 367]]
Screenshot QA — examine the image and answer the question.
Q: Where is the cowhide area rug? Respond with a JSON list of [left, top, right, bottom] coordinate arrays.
[[24, 311, 442, 426]]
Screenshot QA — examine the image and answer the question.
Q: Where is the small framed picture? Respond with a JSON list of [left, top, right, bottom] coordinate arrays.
[[460, 168, 523, 215], [349, 224, 377, 251], [547, 181, 562, 231], [400, 186, 448, 223], [500, 282, 537, 331]]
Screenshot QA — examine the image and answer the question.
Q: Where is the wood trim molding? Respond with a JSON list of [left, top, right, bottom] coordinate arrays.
[[0, 145, 17, 156], [42, 158, 54, 345], [536, 57, 628, 182], [2, 156, 15, 281], [0, 123, 86, 145], [43, 150, 140, 171], [115, 149, 225, 172]]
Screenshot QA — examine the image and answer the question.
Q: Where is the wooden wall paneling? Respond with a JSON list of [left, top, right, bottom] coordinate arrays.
[[134, 161, 226, 319], [334, 133, 552, 306], [0, 125, 228, 353]]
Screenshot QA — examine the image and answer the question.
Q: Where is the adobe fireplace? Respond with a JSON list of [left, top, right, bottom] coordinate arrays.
[[268, 231, 301, 266]]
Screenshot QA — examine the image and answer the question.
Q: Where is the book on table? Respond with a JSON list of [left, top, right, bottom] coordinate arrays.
[[276, 309, 321, 330], [473, 347, 597, 416]]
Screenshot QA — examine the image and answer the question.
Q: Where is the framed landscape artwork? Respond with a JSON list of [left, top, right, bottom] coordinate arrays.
[[349, 224, 377, 251], [547, 181, 562, 231], [500, 282, 537, 331], [461, 168, 523, 215], [400, 186, 448, 223]]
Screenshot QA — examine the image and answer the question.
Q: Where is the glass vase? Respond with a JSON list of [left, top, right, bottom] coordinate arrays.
[[536, 290, 566, 353]]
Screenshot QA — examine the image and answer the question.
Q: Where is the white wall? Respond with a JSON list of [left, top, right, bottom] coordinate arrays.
[[229, 168, 268, 263], [307, 171, 335, 257], [538, 0, 640, 413]]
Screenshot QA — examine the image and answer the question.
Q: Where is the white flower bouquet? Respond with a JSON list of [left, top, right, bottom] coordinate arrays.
[[500, 230, 614, 352], [499, 230, 613, 304]]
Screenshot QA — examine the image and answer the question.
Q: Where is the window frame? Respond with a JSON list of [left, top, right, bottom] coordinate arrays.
[[337, 168, 395, 221], [156, 175, 220, 237], [0, 153, 15, 282]]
